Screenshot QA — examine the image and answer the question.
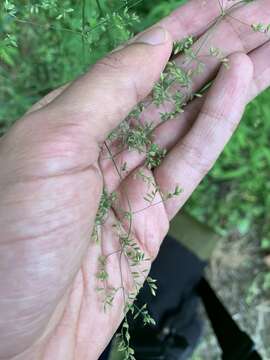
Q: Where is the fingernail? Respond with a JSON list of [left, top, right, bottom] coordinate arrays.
[[134, 27, 167, 46]]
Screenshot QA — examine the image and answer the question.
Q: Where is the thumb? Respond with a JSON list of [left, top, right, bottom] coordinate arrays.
[[42, 27, 172, 143]]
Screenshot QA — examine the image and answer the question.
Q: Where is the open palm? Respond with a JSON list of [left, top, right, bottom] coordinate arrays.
[[0, 1, 270, 359]]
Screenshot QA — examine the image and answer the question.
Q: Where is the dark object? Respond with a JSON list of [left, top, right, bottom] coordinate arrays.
[[129, 236, 205, 360], [197, 278, 262, 360]]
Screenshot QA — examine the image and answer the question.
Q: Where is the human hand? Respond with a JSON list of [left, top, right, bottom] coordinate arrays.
[[0, 1, 269, 359]]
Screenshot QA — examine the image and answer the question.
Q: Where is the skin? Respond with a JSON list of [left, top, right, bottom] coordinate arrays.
[[0, 1, 269, 359]]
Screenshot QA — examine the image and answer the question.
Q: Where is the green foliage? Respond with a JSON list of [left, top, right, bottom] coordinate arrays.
[[0, 0, 139, 134], [251, 22, 270, 33], [187, 90, 270, 240], [145, 143, 166, 169], [95, 189, 117, 227]]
